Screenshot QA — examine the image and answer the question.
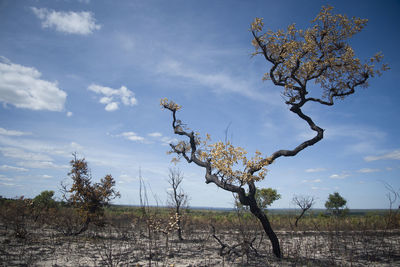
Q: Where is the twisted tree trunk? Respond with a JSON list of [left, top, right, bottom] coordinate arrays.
[[249, 198, 281, 258]]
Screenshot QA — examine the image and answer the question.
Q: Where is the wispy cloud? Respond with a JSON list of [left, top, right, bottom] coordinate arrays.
[[364, 149, 400, 162], [358, 168, 380, 173], [305, 168, 326, 173], [0, 165, 28, 172], [0, 128, 31, 137], [148, 132, 162, 138], [302, 178, 322, 183], [297, 124, 387, 155], [0, 57, 66, 111], [0, 135, 83, 158], [327, 125, 386, 154], [31, 7, 101, 35], [147, 132, 178, 146], [330, 173, 350, 179], [88, 84, 137, 111], [0, 147, 67, 169], [119, 174, 137, 183], [156, 59, 271, 101], [325, 125, 386, 141], [0, 147, 52, 162], [311, 186, 330, 191], [119, 132, 145, 142], [16, 161, 68, 169]]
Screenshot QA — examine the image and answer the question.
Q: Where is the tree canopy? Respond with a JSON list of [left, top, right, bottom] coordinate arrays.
[[61, 154, 120, 234], [325, 192, 347, 215]]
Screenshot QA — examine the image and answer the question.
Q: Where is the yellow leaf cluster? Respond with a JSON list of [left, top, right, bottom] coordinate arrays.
[[251, 6, 387, 101], [251, 17, 264, 32], [160, 98, 181, 111], [161, 102, 271, 184], [209, 141, 247, 182], [195, 134, 270, 184]]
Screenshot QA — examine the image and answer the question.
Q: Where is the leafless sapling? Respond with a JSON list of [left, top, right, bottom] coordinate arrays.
[[292, 195, 315, 227], [167, 167, 188, 241]]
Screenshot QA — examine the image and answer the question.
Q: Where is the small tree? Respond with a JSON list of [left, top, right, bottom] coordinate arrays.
[[325, 192, 347, 216], [167, 168, 188, 241], [236, 187, 281, 211], [32, 190, 57, 222], [161, 6, 387, 258], [33, 190, 56, 207], [0, 196, 33, 238], [292, 195, 315, 226], [61, 153, 120, 235], [256, 188, 281, 210]]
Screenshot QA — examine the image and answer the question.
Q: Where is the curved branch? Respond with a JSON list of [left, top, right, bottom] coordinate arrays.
[[257, 104, 324, 169], [164, 105, 251, 205]]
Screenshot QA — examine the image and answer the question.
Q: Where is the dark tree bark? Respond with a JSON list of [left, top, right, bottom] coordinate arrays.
[[162, 104, 284, 258], [161, 7, 384, 259], [247, 187, 281, 258]]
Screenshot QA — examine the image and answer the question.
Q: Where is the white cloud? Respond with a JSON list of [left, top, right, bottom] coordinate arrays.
[[0, 127, 31, 137], [358, 168, 380, 173], [148, 132, 162, 138], [325, 125, 386, 141], [42, 175, 52, 179], [301, 178, 322, 183], [364, 150, 400, 162], [145, 132, 177, 145], [160, 136, 178, 146], [31, 7, 101, 35], [17, 161, 68, 169], [66, 111, 73, 117], [0, 57, 67, 111], [0, 182, 16, 187], [323, 124, 386, 155], [119, 174, 137, 183], [0, 133, 84, 163], [305, 168, 326, 173], [105, 102, 119, 111], [120, 132, 145, 142], [88, 84, 137, 111], [311, 186, 329, 191], [330, 173, 350, 179], [0, 147, 52, 161], [157, 59, 270, 101], [0, 165, 28, 172], [0, 175, 13, 182]]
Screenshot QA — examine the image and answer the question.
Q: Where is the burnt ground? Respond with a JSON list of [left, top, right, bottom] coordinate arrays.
[[1, 222, 400, 266]]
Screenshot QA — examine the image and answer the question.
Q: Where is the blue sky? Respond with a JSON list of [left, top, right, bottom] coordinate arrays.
[[0, 0, 399, 209]]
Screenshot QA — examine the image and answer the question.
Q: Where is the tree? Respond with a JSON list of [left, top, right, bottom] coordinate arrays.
[[32, 190, 57, 222], [325, 192, 347, 216], [161, 6, 386, 258], [33, 190, 56, 209], [256, 188, 281, 210], [61, 153, 120, 235], [292, 195, 315, 226], [236, 188, 281, 210], [167, 168, 188, 241]]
